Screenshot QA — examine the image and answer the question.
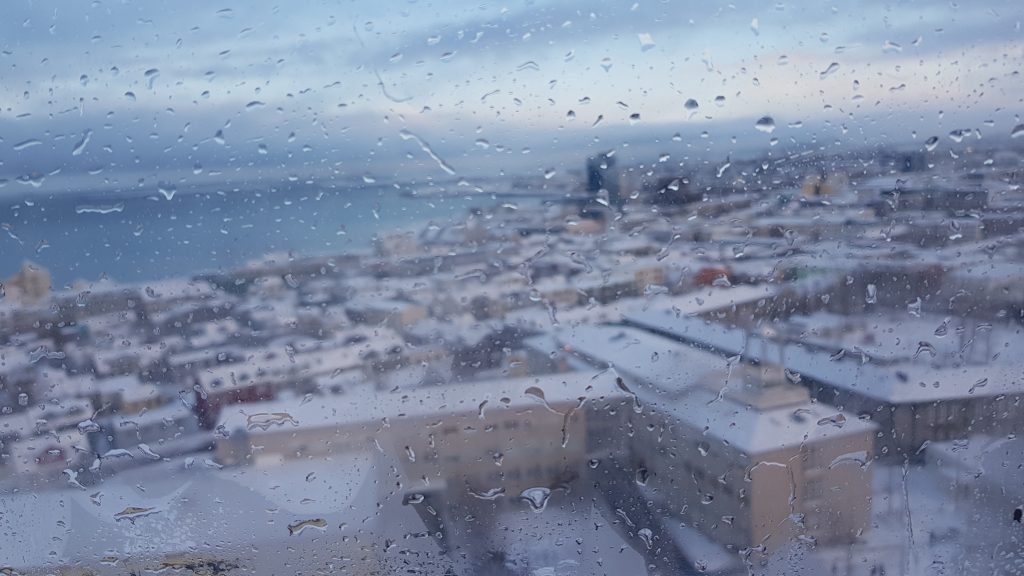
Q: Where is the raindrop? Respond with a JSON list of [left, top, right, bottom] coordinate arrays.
[[615, 377, 642, 413], [635, 467, 649, 486], [968, 378, 988, 394], [71, 129, 93, 156], [638, 528, 653, 549], [399, 129, 456, 175], [405, 445, 416, 462], [600, 57, 612, 71], [882, 40, 902, 53], [750, 18, 760, 35], [924, 136, 939, 151], [519, 487, 552, 513], [77, 419, 101, 434], [913, 341, 937, 359], [714, 95, 726, 107], [12, 139, 42, 151], [469, 487, 506, 500], [1011, 124, 1024, 139], [245, 412, 298, 431], [75, 203, 124, 214], [754, 116, 776, 134], [245, 100, 266, 110], [907, 297, 922, 317], [816, 414, 847, 428], [697, 441, 710, 456], [865, 283, 877, 304], [157, 184, 177, 200], [684, 99, 699, 114], [818, 62, 840, 79], [137, 444, 161, 460], [114, 506, 158, 522], [287, 518, 327, 536], [144, 68, 160, 89], [637, 33, 656, 51]]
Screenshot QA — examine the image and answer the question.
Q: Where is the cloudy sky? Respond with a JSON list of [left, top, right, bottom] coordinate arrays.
[[1, 0, 1021, 195]]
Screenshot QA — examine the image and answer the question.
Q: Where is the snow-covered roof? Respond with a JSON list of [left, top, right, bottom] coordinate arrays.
[[216, 370, 625, 437], [624, 309, 1024, 404]]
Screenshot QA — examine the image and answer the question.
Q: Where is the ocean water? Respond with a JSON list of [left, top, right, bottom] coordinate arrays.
[[0, 185, 500, 287]]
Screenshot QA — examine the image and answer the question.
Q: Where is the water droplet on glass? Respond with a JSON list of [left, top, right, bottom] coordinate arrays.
[[615, 377, 643, 413], [71, 129, 93, 156], [287, 518, 327, 536], [865, 283, 877, 304], [753, 116, 774, 134], [1011, 124, 1024, 139], [924, 136, 939, 151], [816, 414, 847, 428], [399, 129, 456, 175], [519, 487, 552, 513], [469, 487, 506, 500], [75, 203, 124, 215], [144, 68, 160, 89], [245, 412, 298, 431], [750, 18, 760, 35], [115, 506, 158, 522], [684, 99, 699, 114], [78, 419, 101, 434], [913, 341, 937, 359], [882, 40, 902, 53], [635, 467, 649, 486], [156, 184, 177, 200], [697, 441, 710, 456], [818, 62, 839, 79], [637, 33, 656, 51], [638, 527, 654, 549], [907, 297, 922, 317], [138, 443, 161, 460]]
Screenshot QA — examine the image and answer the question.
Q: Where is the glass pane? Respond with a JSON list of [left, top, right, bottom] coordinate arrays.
[[1, 1, 1022, 575]]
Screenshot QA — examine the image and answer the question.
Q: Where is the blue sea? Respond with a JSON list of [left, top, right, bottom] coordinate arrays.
[[0, 184, 505, 287]]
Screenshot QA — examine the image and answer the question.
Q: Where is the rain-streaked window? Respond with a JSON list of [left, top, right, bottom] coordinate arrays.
[[1, 2, 1023, 575]]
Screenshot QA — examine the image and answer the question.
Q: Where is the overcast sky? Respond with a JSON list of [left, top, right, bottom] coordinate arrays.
[[1, 0, 1021, 196]]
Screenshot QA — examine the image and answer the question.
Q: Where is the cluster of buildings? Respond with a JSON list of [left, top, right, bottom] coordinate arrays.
[[1, 142, 1022, 575]]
